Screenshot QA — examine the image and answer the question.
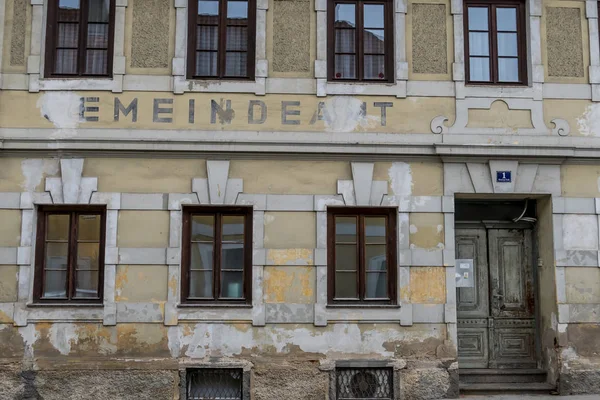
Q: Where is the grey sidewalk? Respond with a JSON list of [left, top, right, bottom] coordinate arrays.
[[453, 395, 599, 399]]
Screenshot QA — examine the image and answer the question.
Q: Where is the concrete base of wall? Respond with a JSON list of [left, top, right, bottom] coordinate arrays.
[[0, 360, 460, 400], [560, 369, 600, 395]]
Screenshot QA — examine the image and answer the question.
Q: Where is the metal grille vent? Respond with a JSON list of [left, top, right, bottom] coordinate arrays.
[[187, 369, 243, 400], [336, 368, 393, 400]]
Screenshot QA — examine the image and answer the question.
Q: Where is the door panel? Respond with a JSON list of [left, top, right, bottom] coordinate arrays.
[[488, 229, 537, 368], [456, 228, 489, 368], [456, 226, 538, 369]]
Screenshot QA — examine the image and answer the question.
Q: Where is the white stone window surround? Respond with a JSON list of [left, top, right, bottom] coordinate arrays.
[[314, 0, 408, 98], [8, 159, 120, 327], [27, 0, 128, 93], [172, 0, 268, 95], [451, 0, 544, 100]]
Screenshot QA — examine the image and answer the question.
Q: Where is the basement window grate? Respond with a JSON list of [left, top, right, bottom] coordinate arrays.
[[336, 367, 393, 400], [187, 369, 243, 400]]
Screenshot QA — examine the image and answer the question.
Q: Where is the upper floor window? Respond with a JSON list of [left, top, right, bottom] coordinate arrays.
[[327, 207, 397, 305], [181, 206, 252, 304], [187, 0, 256, 80], [34, 206, 106, 303], [45, 0, 115, 78], [328, 0, 394, 82], [464, 0, 527, 85]]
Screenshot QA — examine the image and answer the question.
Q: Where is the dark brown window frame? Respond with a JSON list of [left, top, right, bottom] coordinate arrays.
[[464, 0, 527, 85], [44, 0, 116, 78], [186, 0, 257, 80], [33, 205, 107, 304], [181, 206, 253, 305], [327, 0, 395, 83], [327, 207, 397, 305]]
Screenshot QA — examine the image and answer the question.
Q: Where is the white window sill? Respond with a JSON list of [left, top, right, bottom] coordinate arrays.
[[31, 76, 122, 92], [325, 81, 406, 97]]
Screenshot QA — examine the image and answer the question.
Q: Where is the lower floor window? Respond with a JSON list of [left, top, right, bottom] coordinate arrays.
[[336, 368, 393, 400], [187, 368, 243, 400]]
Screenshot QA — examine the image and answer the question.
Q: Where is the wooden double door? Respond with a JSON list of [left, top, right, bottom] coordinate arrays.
[[456, 227, 539, 369]]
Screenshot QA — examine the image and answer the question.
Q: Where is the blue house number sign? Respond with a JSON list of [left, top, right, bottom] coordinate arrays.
[[496, 171, 512, 183]]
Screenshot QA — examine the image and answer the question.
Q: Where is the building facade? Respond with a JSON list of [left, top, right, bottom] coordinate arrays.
[[1, 0, 600, 398]]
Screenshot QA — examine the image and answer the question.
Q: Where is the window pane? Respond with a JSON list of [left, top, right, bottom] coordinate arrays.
[[497, 32, 517, 57], [222, 216, 245, 242], [77, 243, 100, 271], [47, 214, 70, 241], [335, 217, 356, 243], [365, 217, 386, 244], [498, 58, 519, 82], [364, 29, 385, 54], [192, 215, 215, 241], [222, 243, 244, 270], [198, 0, 219, 17], [225, 52, 247, 76], [78, 215, 100, 241], [335, 272, 358, 298], [190, 271, 213, 298], [44, 271, 68, 298], [55, 49, 78, 74], [58, 0, 80, 21], [87, 23, 109, 48], [335, 29, 356, 53], [85, 50, 108, 74], [196, 51, 218, 76], [468, 7, 488, 31], [44, 242, 68, 298], [58, 24, 79, 48], [221, 271, 243, 298], [469, 32, 489, 56], [226, 26, 248, 51], [469, 57, 490, 81], [88, 0, 110, 22], [74, 270, 99, 298], [227, 1, 248, 20], [197, 25, 219, 50], [334, 55, 356, 79], [496, 7, 517, 31], [366, 272, 387, 298], [363, 54, 385, 79], [335, 4, 355, 27], [335, 244, 357, 271], [363, 4, 384, 28], [191, 243, 214, 270], [366, 245, 386, 271]]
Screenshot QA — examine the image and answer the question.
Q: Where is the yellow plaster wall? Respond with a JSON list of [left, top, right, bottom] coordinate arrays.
[[544, 99, 593, 137], [117, 211, 170, 248], [231, 160, 350, 195], [373, 162, 444, 196], [410, 267, 446, 303], [0, 210, 21, 246], [264, 212, 316, 249], [409, 213, 444, 249], [467, 101, 533, 130], [84, 158, 207, 193], [0, 266, 18, 302], [561, 164, 600, 197], [115, 265, 168, 302], [263, 266, 315, 303], [566, 268, 600, 303]]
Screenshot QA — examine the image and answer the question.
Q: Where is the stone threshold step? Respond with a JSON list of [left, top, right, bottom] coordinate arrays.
[[460, 369, 546, 375], [460, 382, 555, 392]]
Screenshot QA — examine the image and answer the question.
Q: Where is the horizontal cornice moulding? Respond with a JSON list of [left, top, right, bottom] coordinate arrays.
[[4, 130, 600, 159]]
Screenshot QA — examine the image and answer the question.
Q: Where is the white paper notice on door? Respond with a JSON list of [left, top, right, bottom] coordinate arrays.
[[455, 259, 474, 287]]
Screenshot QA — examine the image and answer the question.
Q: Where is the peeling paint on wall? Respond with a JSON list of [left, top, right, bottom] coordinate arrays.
[[48, 324, 79, 355], [388, 162, 413, 196], [36, 92, 83, 130], [19, 325, 40, 359], [20, 159, 59, 192], [321, 97, 379, 133], [577, 104, 600, 137]]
